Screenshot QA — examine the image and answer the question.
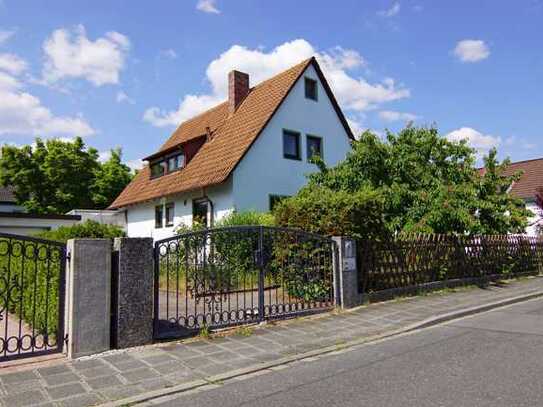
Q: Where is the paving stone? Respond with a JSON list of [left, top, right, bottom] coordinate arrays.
[[182, 355, 216, 368], [166, 347, 202, 360], [99, 383, 145, 400], [248, 352, 282, 363], [46, 382, 87, 400], [41, 372, 80, 386], [1, 389, 47, 407], [56, 393, 103, 407], [121, 368, 160, 384], [36, 364, 73, 377], [85, 375, 123, 390], [70, 359, 106, 371], [105, 358, 147, 372], [196, 363, 234, 376], [208, 350, 239, 362], [140, 353, 177, 366], [0, 370, 38, 385], [153, 361, 187, 375], [3, 379, 43, 395], [79, 365, 118, 379], [139, 377, 174, 391]]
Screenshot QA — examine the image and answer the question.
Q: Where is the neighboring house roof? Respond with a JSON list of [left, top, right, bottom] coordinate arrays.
[[504, 158, 543, 200], [0, 186, 16, 204], [110, 57, 354, 209], [480, 157, 543, 200]]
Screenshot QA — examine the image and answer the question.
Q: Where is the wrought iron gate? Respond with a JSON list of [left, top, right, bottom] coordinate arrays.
[[154, 226, 337, 339], [0, 233, 66, 361]]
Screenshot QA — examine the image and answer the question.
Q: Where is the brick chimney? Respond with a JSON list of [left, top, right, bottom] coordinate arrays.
[[228, 70, 249, 114]]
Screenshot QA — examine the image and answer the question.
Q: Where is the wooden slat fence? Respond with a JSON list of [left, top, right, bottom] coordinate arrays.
[[358, 234, 543, 293]]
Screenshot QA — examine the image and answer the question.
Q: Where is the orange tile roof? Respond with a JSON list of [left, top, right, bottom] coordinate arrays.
[[478, 157, 543, 200], [110, 57, 353, 209], [502, 158, 543, 200]]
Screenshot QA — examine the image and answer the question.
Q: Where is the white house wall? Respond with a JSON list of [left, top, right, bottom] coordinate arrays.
[[232, 64, 351, 212], [526, 201, 542, 236], [126, 178, 234, 240]]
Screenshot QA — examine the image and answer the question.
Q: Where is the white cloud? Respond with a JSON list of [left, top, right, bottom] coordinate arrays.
[[446, 127, 500, 154], [0, 30, 15, 45], [378, 2, 401, 17], [143, 39, 409, 127], [159, 49, 178, 59], [196, 0, 220, 14], [453, 39, 490, 63], [126, 158, 144, 171], [116, 91, 135, 104], [378, 110, 419, 122], [42, 25, 130, 86], [0, 65, 95, 138], [0, 53, 27, 75]]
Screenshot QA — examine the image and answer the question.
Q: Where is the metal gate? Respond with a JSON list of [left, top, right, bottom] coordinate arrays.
[[154, 226, 337, 339], [0, 233, 66, 361]]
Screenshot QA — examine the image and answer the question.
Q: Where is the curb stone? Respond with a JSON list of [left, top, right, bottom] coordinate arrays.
[[103, 289, 543, 407]]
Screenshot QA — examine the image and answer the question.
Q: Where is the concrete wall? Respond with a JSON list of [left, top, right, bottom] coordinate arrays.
[[126, 178, 234, 240], [67, 209, 127, 230], [232, 63, 352, 212], [0, 216, 80, 236]]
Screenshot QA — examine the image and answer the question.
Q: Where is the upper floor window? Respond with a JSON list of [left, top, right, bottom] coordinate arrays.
[[150, 150, 185, 179], [305, 77, 318, 101], [151, 161, 166, 178], [306, 135, 322, 161], [283, 130, 301, 160]]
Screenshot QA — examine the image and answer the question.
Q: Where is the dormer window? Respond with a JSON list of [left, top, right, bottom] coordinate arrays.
[[150, 149, 186, 179]]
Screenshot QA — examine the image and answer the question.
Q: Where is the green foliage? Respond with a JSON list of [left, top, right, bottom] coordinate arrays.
[[92, 148, 133, 208], [0, 138, 133, 213], [278, 126, 530, 237], [274, 186, 387, 240], [214, 210, 276, 227], [35, 220, 126, 243], [0, 239, 63, 337]]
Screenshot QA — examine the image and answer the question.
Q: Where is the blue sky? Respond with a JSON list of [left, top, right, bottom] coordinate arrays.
[[1, 0, 542, 168]]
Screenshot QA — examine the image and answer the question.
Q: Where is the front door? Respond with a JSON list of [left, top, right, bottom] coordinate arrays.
[[192, 199, 209, 228]]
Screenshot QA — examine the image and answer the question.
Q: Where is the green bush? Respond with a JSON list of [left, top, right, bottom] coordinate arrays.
[[215, 210, 275, 227], [35, 220, 126, 242], [274, 186, 388, 240]]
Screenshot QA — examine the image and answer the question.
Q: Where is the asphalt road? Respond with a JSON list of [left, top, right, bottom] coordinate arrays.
[[152, 298, 543, 407]]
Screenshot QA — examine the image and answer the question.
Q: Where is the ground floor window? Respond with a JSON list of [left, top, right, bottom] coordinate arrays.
[[193, 199, 209, 227], [165, 203, 175, 227], [155, 205, 163, 228]]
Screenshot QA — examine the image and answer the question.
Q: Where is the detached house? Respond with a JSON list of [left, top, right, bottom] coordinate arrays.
[[110, 57, 354, 239], [501, 158, 543, 235]]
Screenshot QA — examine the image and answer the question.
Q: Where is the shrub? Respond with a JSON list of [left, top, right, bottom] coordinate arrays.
[[35, 220, 125, 243], [274, 186, 388, 240], [214, 210, 275, 227]]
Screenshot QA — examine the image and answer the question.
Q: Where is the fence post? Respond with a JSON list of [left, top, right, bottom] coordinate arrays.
[[332, 237, 362, 309], [111, 237, 154, 349], [65, 239, 111, 359]]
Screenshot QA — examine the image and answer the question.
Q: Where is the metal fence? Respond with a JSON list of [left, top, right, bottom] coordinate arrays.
[[358, 234, 543, 294], [0, 233, 66, 361], [154, 226, 336, 339]]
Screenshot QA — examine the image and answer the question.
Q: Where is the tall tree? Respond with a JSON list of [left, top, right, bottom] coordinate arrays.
[[0, 137, 132, 214], [288, 126, 529, 236], [92, 148, 133, 208]]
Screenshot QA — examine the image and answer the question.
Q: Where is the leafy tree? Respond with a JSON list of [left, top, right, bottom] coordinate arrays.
[[92, 148, 133, 208], [0, 137, 133, 213], [277, 126, 530, 237]]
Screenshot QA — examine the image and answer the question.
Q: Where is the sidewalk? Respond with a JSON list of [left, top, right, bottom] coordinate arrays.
[[1, 276, 543, 407]]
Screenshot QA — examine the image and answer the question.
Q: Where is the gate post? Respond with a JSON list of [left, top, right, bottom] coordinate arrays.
[[65, 239, 111, 359], [112, 237, 154, 349], [332, 237, 362, 309]]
